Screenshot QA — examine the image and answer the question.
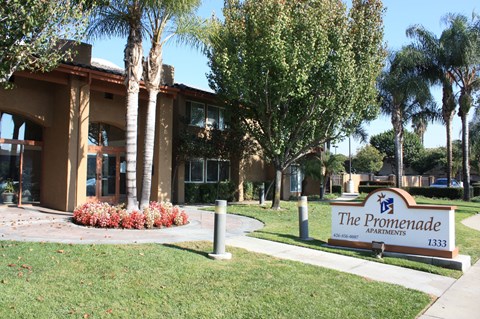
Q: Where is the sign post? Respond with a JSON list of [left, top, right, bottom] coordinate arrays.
[[329, 188, 458, 258]]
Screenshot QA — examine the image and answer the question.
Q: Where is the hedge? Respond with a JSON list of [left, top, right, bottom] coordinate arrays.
[[185, 181, 236, 204], [359, 180, 395, 187], [358, 185, 391, 193], [332, 185, 342, 194], [473, 186, 480, 197], [403, 187, 463, 200]]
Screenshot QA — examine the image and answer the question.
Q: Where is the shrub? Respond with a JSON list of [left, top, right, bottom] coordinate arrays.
[[72, 201, 189, 229], [243, 182, 254, 200], [185, 181, 236, 203], [403, 187, 463, 200], [244, 181, 272, 201], [473, 186, 480, 197], [332, 185, 342, 194], [471, 196, 480, 203]]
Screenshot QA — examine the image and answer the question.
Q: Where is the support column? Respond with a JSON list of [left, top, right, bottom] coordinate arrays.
[[74, 78, 90, 209]]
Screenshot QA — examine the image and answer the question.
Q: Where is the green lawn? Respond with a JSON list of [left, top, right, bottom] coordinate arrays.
[[218, 197, 480, 278], [0, 241, 430, 319]]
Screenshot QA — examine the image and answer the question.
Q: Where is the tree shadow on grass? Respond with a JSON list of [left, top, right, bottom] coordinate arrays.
[[252, 230, 327, 246], [163, 242, 211, 258]]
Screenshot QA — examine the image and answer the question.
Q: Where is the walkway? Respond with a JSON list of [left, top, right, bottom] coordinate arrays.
[[418, 213, 480, 319], [0, 205, 263, 244], [1, 205, 480, 317]]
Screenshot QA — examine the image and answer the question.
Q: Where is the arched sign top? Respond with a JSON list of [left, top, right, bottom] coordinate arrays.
[[331, 187, 456, 211]]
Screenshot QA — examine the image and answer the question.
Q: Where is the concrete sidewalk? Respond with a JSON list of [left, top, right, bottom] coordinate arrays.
[[226, 236, 455, 297], [418, 213, 480, 319]]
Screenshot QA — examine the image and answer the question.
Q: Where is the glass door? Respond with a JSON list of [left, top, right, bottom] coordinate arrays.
[[87, 150, 125, 204], [99, 153, 117, 202]]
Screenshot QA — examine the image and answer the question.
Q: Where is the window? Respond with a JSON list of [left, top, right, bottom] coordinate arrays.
[[187, 101, 225, 130], [88, 123, 125, 146], [185, 159, 230, 183], [206, 160, 230, 182], [187, 101, 205, 127], [185, 159, 204, 183], [0, 112, 43, 141], [290, 165, 303, 193], [206, 105, 225, 130]]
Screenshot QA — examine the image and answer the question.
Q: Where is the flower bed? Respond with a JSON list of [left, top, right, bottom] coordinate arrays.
[[73, 202, 188, 229]]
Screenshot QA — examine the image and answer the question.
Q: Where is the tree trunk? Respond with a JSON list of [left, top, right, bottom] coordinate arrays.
[[442, 82, 456, 188], [272, 168, 282, 210], [140, 41, 163, 209], [392, 109, 403, 188], [461, 112, 471, 201], [394, 131, 403, 188], [445, 117, 453, 187], [126, 91, 139, 211], [140, 89, 159, 209], [124, 23, 143, 212]]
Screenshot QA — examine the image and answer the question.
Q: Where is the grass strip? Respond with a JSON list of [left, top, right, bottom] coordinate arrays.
[[0, 241, 430, 319]]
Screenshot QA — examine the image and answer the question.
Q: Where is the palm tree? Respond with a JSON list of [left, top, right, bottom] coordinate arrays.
[[378, 48, 438, 188], [441, 13, 480, 200], [140, 0, 205, 209], [469, 107, 480, 176], [88, 0, 145, 211], [406, 24, 457, 187], [441, 14, 480, 201], [411, 116, 427, 146]]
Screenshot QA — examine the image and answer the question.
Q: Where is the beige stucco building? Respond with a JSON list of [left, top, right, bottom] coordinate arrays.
[[0, 43, 307, 211]]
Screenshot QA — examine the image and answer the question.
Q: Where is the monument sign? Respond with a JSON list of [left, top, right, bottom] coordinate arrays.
[[329, 188, 458, 258]]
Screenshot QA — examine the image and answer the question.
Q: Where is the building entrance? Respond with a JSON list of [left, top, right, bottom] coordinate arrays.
[[87, 123, 126, 204]]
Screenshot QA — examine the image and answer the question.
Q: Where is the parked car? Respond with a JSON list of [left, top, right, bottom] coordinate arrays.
[[430, 178, 461, 188]]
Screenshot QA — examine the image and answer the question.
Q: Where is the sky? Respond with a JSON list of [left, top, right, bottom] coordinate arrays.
[[91, 0, 479, 156]]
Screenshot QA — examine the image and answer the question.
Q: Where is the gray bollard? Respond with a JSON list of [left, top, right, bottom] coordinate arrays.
[[259, 183, 265, 205], [208, 200, 232, 260], [298, 196, 313, 241]]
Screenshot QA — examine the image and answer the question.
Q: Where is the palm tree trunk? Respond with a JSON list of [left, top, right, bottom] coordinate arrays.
[[461, 112, 471, 201], [394, 131, 403, 188], [126, 91, 139, 211], [140, 88, 158, 209], [442, 82, 456, 187], [140, 41, 162, 209], [392, 109, 403, 188], [445, 117, 453, 186], [124, 23, 143, 212], [272, 168, 282, 210]]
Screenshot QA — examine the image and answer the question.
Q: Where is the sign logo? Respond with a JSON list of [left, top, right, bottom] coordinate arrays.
[[378, 193, 394, 214]]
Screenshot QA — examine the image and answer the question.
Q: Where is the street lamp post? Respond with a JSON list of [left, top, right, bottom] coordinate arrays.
[[347, 136, 354, 193]]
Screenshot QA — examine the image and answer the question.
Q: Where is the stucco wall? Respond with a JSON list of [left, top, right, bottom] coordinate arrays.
[[0, 77, 55, 127], [89, 91, 126, 129], [153, 95, 173, 201], [42, 82, 72, 210]]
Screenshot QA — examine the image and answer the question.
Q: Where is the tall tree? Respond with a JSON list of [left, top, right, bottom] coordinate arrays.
[[140, 0, 206, 209], [88, 0, 145, 211], [207, 0, 385, 209], [370, 129, 424, 173], [378, 48, 438, 187], [0, 0, 97, 87], [469, 107, 480, 176], [411, 116, 428, 146], [301, 152, 346, 197], [441, 13, 480, 200], [352, 145, 384, 174], [406, 19, 462, 189]]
